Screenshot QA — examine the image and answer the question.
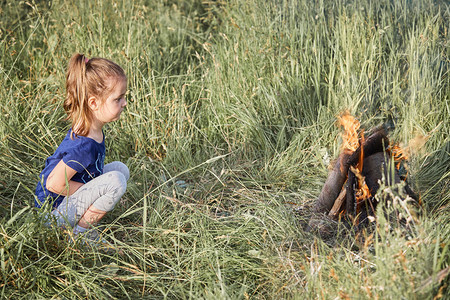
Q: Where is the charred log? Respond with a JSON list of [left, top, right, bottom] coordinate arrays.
[[313, 150, 353, 214], [346, 126, 390, 169], [363, 152, 400, 193], [345, 168, 357, 216]]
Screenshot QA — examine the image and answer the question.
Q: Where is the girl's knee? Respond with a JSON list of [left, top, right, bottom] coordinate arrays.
[[107, 171, 127, 196], [104, 161, 130, 181], [92, 171, 127, 212]]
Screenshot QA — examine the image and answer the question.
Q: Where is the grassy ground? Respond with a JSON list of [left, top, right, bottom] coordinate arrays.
[[0, 0, 449, 298]]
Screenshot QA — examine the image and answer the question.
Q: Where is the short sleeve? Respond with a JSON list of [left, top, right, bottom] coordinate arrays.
[[61, 139, 96, 173]]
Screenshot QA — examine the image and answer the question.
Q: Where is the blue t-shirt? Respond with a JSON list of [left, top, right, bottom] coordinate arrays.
[[35, 129, 105, 208]]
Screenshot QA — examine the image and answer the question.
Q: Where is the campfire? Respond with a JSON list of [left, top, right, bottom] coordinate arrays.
[[309, 112, 418, 232]]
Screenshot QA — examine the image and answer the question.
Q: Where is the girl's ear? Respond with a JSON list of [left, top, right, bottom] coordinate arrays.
[[88, 96, 100, 110]]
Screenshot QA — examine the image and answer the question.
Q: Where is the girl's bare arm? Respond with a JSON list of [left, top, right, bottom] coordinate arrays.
[[46, 160, 84, 196]]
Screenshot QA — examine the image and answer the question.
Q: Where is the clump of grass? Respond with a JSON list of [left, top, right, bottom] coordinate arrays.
[[302, 183, 449, 299]]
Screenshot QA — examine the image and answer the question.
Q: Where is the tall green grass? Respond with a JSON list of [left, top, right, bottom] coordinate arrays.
[[1, 0, 448, 298]]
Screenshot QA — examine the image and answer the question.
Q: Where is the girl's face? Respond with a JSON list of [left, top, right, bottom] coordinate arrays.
[[96, 76, 127, 123]]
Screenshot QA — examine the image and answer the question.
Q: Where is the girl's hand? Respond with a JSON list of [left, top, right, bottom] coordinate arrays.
[[46, 160, 84, 196]]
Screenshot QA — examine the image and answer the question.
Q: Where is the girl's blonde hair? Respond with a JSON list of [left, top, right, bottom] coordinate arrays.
[[64, 53, 126, 137]]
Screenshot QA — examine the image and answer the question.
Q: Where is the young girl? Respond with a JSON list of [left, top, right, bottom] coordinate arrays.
[[35, 53, 129, 244]]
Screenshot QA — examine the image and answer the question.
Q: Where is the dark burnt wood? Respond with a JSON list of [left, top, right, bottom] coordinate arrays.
[[345, 168, 356, 216]]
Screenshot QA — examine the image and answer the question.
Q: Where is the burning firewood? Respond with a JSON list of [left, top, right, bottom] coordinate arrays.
[[308, 112, 418, 235], [313, 124, 389, 215]]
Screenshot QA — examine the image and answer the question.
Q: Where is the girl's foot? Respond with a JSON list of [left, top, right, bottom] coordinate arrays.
[[72, 227, 117, 254]]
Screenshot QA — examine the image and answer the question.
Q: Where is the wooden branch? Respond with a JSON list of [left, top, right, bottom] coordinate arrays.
[[328, 188, 347, 218]]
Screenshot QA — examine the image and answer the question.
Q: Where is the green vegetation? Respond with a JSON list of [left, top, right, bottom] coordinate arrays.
[[1, 0, 448, 298]]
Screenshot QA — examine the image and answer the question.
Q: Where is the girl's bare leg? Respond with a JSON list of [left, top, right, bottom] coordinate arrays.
[[77, 205, 107, 228]]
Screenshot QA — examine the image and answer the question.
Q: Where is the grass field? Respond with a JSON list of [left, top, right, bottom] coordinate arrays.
[[0, 0, 449, 298]]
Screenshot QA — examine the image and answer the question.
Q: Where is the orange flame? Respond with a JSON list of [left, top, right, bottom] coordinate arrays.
[[356, 183, 371, 202], [338, 112, 375, 217], [390, 144, 409, 171], [358, 130, 365, 173], [350, 166, 372, 203], [390, 137, 424, 178], [338, 111, 360, 152], [391, 144, 409, 161], [338, 111, 372, 207]]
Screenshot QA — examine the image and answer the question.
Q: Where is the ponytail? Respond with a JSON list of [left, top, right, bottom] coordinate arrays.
[[64, 53, 91, 137]]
